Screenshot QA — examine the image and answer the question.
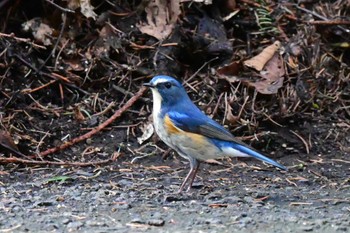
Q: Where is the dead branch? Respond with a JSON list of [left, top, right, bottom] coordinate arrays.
[[34, 86, 147, 158], [0, 32, 47, 49]]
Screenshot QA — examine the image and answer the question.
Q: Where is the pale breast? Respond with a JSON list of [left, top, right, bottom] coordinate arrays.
[[150, 88, 224, 161]]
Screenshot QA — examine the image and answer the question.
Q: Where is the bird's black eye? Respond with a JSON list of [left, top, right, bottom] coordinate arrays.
[[164, 82, 172, 89]]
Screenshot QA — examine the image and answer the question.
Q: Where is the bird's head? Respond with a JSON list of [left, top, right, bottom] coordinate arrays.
[[144, 75, 189, 107]]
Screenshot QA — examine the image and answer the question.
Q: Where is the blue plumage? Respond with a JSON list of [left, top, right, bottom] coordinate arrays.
[[167, 110, 231, 137], [144, 75, 286, 192]]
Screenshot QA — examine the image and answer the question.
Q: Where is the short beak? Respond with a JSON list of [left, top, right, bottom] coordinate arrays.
[[143, 82, 155, 88]]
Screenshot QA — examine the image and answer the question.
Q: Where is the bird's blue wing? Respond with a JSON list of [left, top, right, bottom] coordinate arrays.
[[167, 111, 235, 142]]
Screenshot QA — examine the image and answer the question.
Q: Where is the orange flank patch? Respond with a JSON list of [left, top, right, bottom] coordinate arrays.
[[164, 115, 180, 134], [164, 114, 207, 144]]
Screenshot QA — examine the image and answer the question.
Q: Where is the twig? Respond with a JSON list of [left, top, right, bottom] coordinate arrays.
[[105, 22, 125, 34], [263, 112, 284, 127], [331, 159, 350, 164], [0, 32, 46, 49], [307, 20, 350, 25], [161, 43, 178, 47], [237, 131, 272, 141], [21, 80, 57, 94], [290, 130, 310, 154], [211, 92, 224, 117], [112, 84, 135, 97], [14, 53, 89, 95], [45, 0, 75, 13], [289, 202, 313, 206], [43, 73, 89, 95], [34, 86, 147, 158], [93, 101, 116, 117], [237, 96, 249, 120], [294, 4, 350, 34], [54, 38, 70, 70], [185, 56, 219, 84], [38, 13, 67, 71], [285, 178, 297, 187], [0, 224, 22, 233], [130, 41, 155, 50], [239, 0, 270, 10]]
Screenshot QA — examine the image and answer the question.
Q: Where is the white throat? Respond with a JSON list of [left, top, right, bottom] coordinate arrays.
[[150, 89, 162, 121]]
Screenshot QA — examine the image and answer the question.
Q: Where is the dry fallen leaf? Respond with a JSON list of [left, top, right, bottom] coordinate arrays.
[[93, 25, 122, 58], [80, 0, 97, 20], [137, 123, 154, 144], [244, 41, 281, 71], [0, 131, 27, 157], [138, 0, 181, 40], [67, 0, 97, 20], [0, 131, 19, 151], [74, 105, 85, 122], [22, 18, 53, 45], [248, 52, 285, 94], [225, 103, 239, 124], [217, 60, 242, 77]]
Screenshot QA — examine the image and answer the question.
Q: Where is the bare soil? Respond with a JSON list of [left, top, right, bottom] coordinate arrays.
[[1, 114, 349, 232]]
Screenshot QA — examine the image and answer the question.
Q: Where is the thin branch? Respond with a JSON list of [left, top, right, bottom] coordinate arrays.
[[38, 13, 67, 71], [307, 20, 350, 25], [295, 4, 350, 34], [0, 32, 46, 49], [34, 86, 147, 158], [45, 0, 75, 13]]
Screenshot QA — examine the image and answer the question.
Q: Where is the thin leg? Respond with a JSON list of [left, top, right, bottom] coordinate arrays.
[[178, 157, 200, 193], [186, 161, 200, 192]]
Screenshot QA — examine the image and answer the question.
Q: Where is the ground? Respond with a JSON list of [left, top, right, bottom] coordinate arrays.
[[0, 0, 350, 232], [1, 118, 349, 232]]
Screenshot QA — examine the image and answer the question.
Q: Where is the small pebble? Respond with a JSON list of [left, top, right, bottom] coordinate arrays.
[[67, 221, 83, 229], [130, 218, 145, 224], [62, 219, 71, 224], [300, 225, 314, 232], [147, 218, 165, 226]]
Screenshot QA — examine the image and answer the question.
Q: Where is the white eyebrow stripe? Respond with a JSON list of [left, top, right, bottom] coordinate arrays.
[[153, 78, 170, 85]]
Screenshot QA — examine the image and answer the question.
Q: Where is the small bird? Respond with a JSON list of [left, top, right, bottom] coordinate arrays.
[[144, 75, 287, 192]]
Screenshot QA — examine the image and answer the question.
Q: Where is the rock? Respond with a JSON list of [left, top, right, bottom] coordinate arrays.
[[67, 221, 84, 229], [147, 218, 165, 226], [62, 219, 71, 224], [85, 220, 107, 227], [130, 217, 145, 224], [299, 225, 314, 232], [243, 196, 254, 203], [163, 195, 184, 202]]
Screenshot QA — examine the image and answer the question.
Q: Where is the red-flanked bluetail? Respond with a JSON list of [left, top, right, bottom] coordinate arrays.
[[144, 75, 287, 192]]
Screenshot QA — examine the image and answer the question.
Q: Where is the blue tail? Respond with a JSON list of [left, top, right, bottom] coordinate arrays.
[[233, 144, 287, 171]]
